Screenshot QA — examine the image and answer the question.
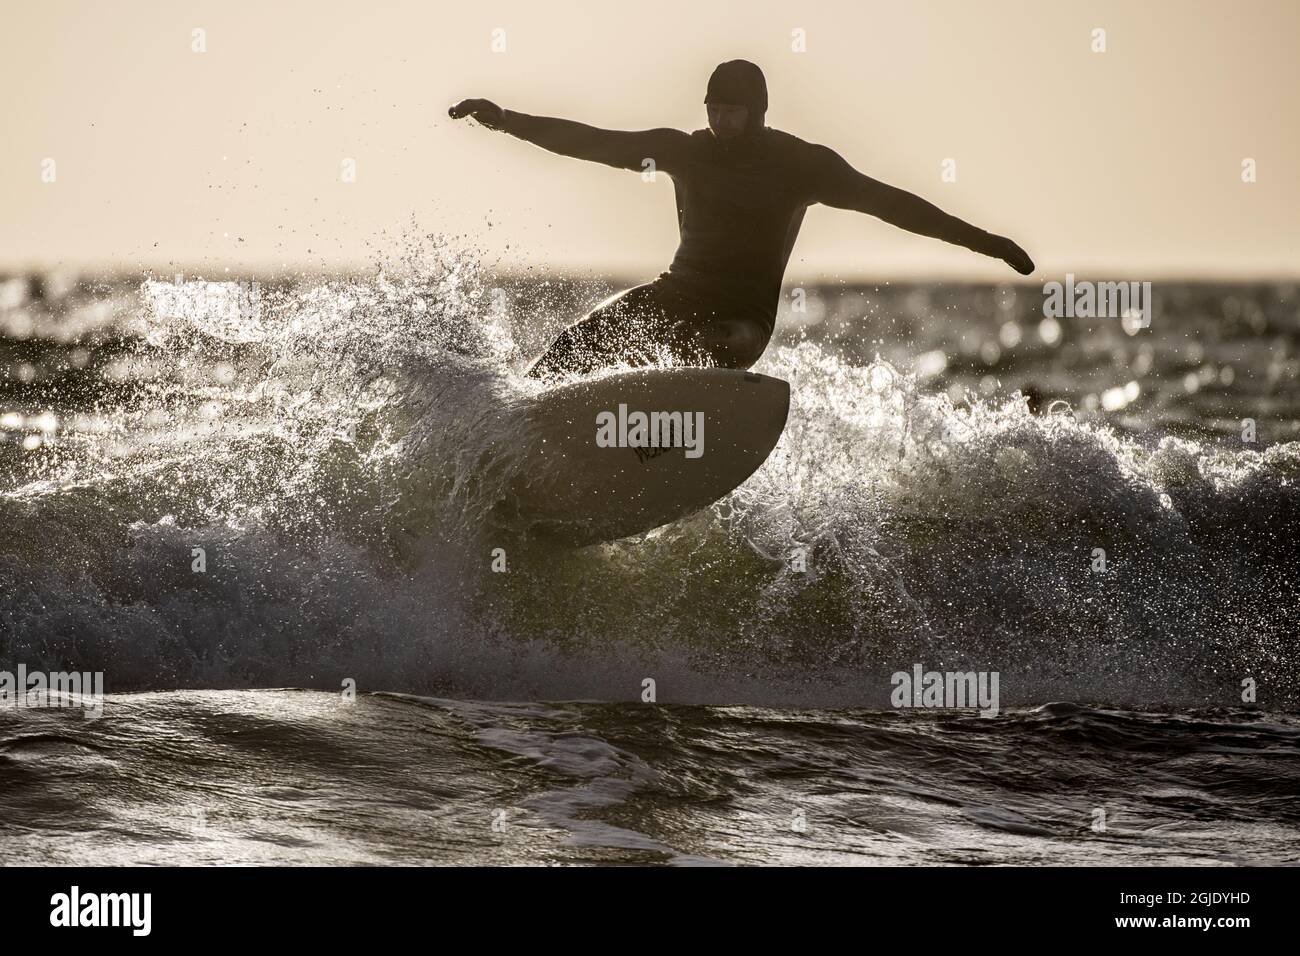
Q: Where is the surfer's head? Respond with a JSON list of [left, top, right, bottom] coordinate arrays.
[[704, 59, 767, 140]]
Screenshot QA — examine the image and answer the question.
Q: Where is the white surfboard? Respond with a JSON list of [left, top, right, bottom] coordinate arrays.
[[505, 367, 789, 547]]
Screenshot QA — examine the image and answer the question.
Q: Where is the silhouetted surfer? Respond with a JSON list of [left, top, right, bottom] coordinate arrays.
[[450, 60, 1034, 380]]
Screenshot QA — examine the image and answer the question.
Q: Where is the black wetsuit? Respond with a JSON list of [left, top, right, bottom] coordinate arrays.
[[498, 112, 992, 378]]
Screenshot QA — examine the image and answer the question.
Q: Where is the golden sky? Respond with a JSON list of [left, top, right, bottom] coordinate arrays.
[[2, 0, 1297, 279]]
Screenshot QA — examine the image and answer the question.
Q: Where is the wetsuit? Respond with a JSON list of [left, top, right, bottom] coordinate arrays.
[[500, 110, 999, 379]]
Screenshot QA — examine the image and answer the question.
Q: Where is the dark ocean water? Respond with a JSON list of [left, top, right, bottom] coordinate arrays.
[[3, 692, 1297, 865], [1, 246, 1298, 864]]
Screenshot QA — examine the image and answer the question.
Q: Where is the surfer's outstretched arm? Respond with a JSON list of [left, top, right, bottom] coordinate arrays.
[[449, 98, 689, 172], [812, 146, 1035, 275]]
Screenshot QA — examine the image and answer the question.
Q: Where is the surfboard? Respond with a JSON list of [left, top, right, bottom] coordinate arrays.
[[505, 367, 789, 547]]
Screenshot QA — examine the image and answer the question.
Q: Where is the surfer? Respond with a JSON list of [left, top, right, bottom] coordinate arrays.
[[449, 59, 1035, 380]]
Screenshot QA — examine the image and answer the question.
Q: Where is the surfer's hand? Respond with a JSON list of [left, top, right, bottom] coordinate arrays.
[[987, 234, 1035, 275], [448, 98, 505, 130]]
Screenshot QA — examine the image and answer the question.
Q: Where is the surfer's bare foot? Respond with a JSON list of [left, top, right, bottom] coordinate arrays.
[[448, 98, 505, 129]]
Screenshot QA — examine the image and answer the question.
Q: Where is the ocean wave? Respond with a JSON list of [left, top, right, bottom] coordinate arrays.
[[1, 244, 1297, 707]]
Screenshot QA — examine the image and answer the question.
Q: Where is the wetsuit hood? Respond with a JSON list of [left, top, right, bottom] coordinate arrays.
[[704, 60, 768, 139]]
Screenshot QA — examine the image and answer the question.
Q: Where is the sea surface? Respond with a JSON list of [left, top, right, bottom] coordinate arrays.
[[2, 244, 1298, 864]]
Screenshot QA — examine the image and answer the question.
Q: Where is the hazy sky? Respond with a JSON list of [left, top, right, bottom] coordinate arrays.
[[3, 0, 1297, 280]]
